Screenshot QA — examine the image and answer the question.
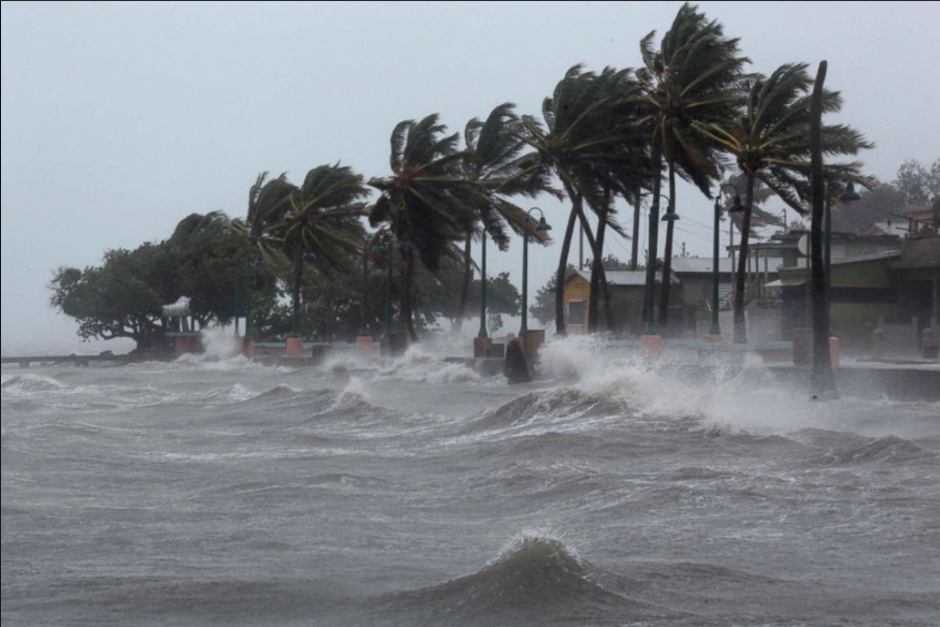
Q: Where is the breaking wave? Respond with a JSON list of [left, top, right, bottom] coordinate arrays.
[[821, 435, 935, 466], [380, 532, 648, 623], [1, 373, 68, 393]]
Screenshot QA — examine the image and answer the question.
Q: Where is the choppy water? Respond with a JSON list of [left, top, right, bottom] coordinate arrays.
[[3, 337, 939, 626]]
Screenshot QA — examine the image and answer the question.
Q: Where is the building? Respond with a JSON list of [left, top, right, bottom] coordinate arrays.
[[563, 270, 648, 335], [774, 233, 939, 354]]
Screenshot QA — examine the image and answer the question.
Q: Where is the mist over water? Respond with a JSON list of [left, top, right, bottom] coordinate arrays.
[[3, 337, 939, 626]]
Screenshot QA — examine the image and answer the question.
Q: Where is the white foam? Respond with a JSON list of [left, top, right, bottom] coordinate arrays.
[[1, 373, 68, 394], [332, 376, 373, 409], [487, 527, 582, 568], [535, 335, 940, 438], [200, 326, 242, 360]]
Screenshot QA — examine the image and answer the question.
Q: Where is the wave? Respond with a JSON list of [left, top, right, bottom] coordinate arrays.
[[331, 376, 373, 410], [463, 388, 623, 437], [322, 345, 482, 385], [820, 435, 935, 466], [538, 336, 940, 440], [1, 373, 68, 393], [380, 533, 649, 624]]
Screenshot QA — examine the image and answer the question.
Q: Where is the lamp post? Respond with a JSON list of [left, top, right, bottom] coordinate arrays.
[[478, 229, 489, 338], [234, 258, 263, 339], [397, 235, 414, 335], [644, 194, 671, 334], [712, 185, 743, 336], [234, 261, 241, 338], [290, 251, 317, 337], [478, 228, 509, 338], [824, 179, 860, 334], [372, 236, 392, 336], [360, 238, 370, 336], [520, 208, 551, 337]]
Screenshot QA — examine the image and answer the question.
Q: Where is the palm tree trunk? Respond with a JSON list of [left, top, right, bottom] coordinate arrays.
[[732, 174, 756, 343], [403, 248, 419, 342], [588, 189, 611, 333], [657, 163, 677, 331], [554, 190, 582, 337], [642, 147, 664, 331], [453, 232, 472, 332], [810, 60, 835, 397], [630, 197, 641, 271]]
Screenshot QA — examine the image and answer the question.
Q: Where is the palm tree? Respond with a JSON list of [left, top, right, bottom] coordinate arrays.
[[637, 2, 748, 331], [515, 65, 650, 336], [237, 166, 368, 338], [454, 102, 555, 332], [695, 63, 873, 343], [369, 114, 478, 341]]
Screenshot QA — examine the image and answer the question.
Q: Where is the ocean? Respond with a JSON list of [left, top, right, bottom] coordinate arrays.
[[2, 336, 939, 626]]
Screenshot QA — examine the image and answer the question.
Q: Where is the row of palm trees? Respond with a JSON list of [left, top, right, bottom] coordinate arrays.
[[234, 2, 873, 344]]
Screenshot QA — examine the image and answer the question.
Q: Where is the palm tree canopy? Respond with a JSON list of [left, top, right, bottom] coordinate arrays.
[[637, 2, 750, 195], [369, 114, 479, 271], [284, 164, 369, 273], [696, 62, 875, 214], [515, 64, 653, 231], [236, 166, 368, 271], [718, 172, 782, 235], [462, 102, 557, 247]]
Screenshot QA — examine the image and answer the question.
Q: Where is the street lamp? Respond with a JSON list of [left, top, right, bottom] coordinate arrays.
[[479, 227, 509, 338], [289, 251, 317, 338], [824, 179, 861, 334], [644, 194, 672, 334], [360, 238, 371, 336], [712, 185, 743, 336], [520, 208, 551, 337], [372, 234, 393, 336], [233, 257, 264, 339]]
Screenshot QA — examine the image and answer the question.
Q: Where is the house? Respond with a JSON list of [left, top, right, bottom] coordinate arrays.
[[563, 269, 649, 335], [562, 256, 783, 337], [773, 234, 938, 354]]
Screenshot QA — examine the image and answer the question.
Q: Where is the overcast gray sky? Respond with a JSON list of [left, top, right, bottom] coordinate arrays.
[[2, 1, 938, 354]]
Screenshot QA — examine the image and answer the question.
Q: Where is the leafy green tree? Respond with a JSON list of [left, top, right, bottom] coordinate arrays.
[[893, 158, 940, 207], [50, 213, 279, 351], [637, 2, 749, 331], [50, 246, 169, 351], [585, 254, 633, 271], [167, 211, 276, 328], [442, 271, 521, 321], [696, 63, 873, 342], [529, 265, 577, 327]]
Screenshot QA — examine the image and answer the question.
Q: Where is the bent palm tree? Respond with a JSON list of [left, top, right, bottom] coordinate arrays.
[[369, 114, 478, 341], [515, 65, 650, 335], [237, 166, 368, 338], [695, 63, 873, 343], [454, 103, 556, 332], [637, 2, 748, 330], [282, 165, 368, 337]]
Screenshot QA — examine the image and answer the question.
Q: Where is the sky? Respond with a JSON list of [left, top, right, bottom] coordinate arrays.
[[2, 1, 938, 355]]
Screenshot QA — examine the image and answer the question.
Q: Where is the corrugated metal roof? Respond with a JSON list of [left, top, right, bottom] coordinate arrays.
[[569, 269, 681, 286], [671, 256, 785, 274], [831, 250, 901, 265], [572, 269, 648, 286]]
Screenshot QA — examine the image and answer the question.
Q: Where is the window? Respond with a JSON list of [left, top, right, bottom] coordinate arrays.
[[567, 300, 584, 325]]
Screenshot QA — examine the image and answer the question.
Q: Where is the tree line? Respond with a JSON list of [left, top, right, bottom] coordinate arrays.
[[53, 2, 910, 351]]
